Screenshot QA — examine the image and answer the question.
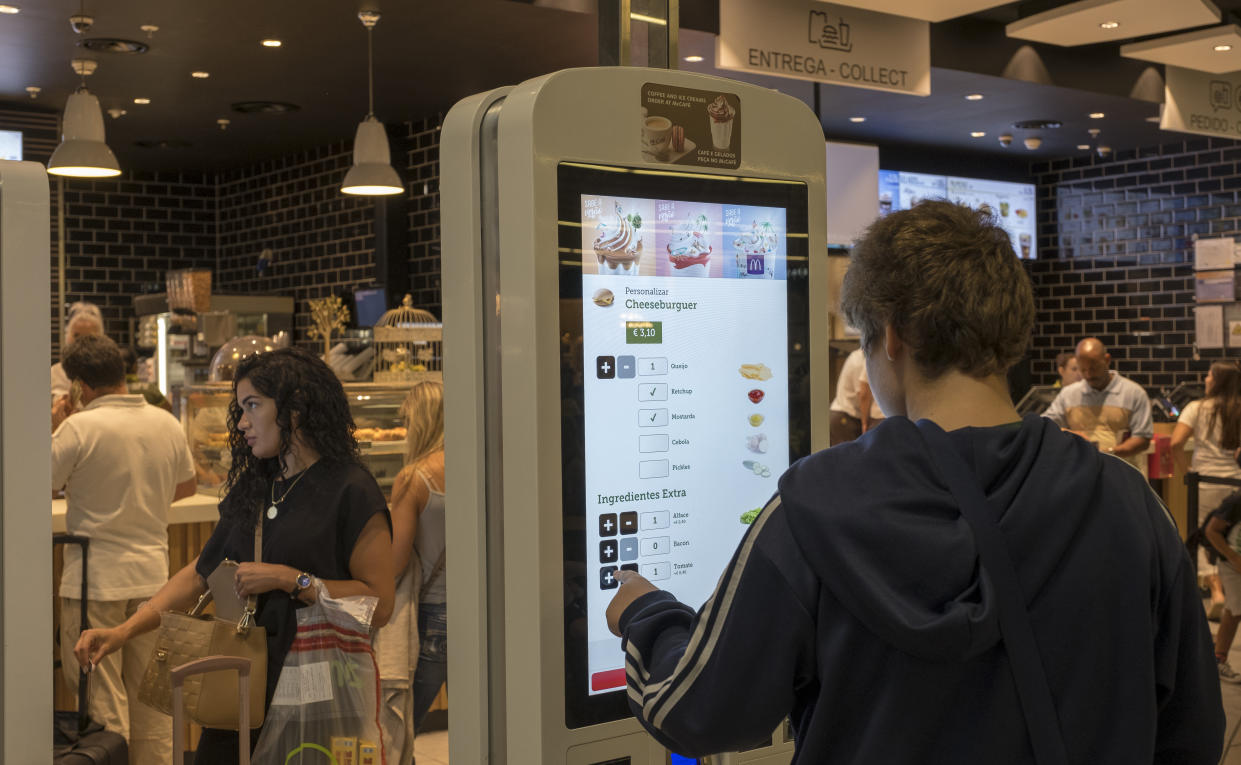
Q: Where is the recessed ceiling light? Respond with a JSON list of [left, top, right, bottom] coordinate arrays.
[[849, 116, 866, 123], [261, 39, 282, 47], [1077, 144, 1090, 150], [133, 97, 150, 104], [683, 55, 703, 63], [191, 71, 210, 79], [1215, 44, 1233, 52], [1088, 112, 1105, 119], [0, 5, 21, 14], [970, 131, 986, 138], [1145, 115, 1160, 123], [964, 93, 984, 101], [1099, 21, 1119, 29]]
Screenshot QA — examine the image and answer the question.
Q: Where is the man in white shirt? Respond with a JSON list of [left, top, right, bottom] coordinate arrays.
[[829, 348, 884, 444], [1043, 337, 1153, 460], [52, 334, 196, 765]]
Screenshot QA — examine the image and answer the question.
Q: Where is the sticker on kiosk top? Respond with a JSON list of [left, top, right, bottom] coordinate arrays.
[[641, 83, 740, 169]]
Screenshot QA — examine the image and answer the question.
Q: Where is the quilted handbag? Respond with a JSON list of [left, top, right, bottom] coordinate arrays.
[[138, 522, 267, 731]]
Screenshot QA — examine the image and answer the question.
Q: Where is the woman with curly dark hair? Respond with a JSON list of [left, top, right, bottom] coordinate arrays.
[[73, 347, 395, 763]]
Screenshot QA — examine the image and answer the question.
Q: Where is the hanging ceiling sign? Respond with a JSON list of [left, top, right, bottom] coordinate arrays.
[[1163, 65, 1241, 141], [717, 0, 930, 96]]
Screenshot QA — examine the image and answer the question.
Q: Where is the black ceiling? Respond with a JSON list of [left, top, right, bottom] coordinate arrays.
[[5, 0, 1241, 172]]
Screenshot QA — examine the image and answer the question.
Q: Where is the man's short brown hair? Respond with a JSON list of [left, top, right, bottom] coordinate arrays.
[[62, 334, 126, 389], [840, 200, 1034, 379]]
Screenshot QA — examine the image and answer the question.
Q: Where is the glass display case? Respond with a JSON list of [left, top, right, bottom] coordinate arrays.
[[181, 382, 421, 497]]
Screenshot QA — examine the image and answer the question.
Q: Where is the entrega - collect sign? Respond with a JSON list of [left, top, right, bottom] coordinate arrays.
[[717, 0, 930, 96]]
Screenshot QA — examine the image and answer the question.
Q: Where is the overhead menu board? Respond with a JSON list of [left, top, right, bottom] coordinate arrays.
[[878, 169, 1037, 258]]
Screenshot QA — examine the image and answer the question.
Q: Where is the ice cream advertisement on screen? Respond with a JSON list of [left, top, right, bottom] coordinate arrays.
[[641, 83, 741, 169]]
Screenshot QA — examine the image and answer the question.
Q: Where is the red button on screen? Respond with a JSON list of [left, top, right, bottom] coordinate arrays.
[[591, 668, 627, 691]]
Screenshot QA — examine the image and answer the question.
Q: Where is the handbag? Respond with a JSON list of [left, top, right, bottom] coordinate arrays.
[[138, 519, 267, 731], [917, 420, 1069, 765]]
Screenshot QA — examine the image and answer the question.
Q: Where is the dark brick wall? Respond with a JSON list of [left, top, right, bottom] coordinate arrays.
[[53, 173, 217, 355], [402, 117, 442, 317], [214, 117, 444, 344], [214, 141, 377, 343], [1027, 137, 1241, 392], [45, 116, 446, 360]]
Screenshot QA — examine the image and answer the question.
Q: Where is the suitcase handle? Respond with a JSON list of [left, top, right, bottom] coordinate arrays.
[[53, 533, 92, 734], [171, 656, 253, 765]]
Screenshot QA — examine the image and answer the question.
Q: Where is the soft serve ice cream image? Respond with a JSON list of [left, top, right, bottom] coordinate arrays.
[[592, 202, 644, 275], [707, 94, 736, 150], [665, 214, 713, 276], [733, 220, 778, 278]]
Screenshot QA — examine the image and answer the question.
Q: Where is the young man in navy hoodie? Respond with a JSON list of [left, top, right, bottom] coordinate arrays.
[[606, 200, 1224, 764]]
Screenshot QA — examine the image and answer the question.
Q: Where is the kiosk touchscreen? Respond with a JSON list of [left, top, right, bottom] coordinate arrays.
[[441, 67, 827, 765], [558, 163, 812, 728]]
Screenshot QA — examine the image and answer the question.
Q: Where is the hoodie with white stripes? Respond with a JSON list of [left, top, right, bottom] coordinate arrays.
[[616, 414, 1224, 763]]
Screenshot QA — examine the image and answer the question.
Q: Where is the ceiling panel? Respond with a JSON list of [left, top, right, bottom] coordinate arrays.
[[816, 0, 1012, 23], [1121, 24, 1241, 73], [1006, 0, 1221, 47]]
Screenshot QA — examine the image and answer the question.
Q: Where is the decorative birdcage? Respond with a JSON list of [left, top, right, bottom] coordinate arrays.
[[372, 294, 442, 383]]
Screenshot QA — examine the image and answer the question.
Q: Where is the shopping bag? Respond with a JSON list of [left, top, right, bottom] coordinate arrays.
[[252, 582, 385, 765]]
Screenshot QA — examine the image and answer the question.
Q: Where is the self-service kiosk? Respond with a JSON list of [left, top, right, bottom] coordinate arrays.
[[442, 68, 828, 765]]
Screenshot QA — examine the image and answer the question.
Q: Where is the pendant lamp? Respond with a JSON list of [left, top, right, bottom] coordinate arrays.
[[48, 56, 120, 178], [341, 11, 402, 196]]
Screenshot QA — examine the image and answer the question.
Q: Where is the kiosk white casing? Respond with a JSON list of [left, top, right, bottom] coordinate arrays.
[[443, 67, 828, 765], [0, 161, 52, 763]]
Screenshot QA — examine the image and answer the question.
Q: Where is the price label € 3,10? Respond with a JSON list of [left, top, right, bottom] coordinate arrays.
[[626, 320, 663, 344]]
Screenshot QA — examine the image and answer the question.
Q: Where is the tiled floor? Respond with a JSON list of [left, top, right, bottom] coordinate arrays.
[[1211, 606, 1241, 763], [414, 729, 450, 765]]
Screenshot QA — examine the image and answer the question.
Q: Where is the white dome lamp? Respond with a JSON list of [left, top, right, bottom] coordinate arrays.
[[48, 57, 120, 178], [341, 10, 402, 196]]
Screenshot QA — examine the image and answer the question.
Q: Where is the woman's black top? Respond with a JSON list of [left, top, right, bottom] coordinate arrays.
[[196, 459, 391, 707]]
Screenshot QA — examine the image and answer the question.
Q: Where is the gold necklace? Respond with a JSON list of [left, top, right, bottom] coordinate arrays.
[[266, 468, 309, 520]]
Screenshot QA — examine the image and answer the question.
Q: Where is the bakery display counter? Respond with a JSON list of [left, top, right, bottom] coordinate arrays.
[[181, 382, 421, 498]]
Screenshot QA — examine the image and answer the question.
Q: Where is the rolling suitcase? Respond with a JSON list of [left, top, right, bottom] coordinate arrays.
[[53, 533, 129, 764], [171, 656, 254, 765]]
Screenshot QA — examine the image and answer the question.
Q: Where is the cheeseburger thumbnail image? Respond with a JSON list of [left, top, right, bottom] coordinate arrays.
[[592, 288, 615, 307]]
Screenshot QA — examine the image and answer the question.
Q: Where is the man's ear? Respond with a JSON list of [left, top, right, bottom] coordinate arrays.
[[883, 325, 903, 363]]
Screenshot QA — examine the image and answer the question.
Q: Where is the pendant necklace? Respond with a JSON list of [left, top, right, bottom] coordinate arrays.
[[267, 467, 309, 520]]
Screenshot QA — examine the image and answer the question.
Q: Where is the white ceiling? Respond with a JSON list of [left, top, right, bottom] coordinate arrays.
[[1121, 24, 1241, 73], [818, 0, 1012, 24], [1006, 0, 1221, 47]]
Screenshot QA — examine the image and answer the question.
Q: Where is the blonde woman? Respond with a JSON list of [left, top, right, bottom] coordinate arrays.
[[377, 381, 446, 762]]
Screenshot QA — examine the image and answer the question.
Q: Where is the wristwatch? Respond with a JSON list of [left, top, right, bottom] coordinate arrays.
[[290, 571, 312, 598]]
